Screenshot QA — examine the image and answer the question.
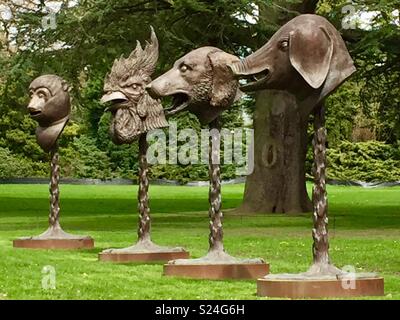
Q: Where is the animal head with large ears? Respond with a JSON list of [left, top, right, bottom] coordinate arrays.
[[229, 14, 356, 104], [147, 46, 242, 125]]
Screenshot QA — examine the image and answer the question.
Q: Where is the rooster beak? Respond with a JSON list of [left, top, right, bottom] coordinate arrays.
[[100, 91, 128, 104]]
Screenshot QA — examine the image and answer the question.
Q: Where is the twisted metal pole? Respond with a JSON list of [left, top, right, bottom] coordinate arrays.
[[312, 104, 330, 266], [137, 133, 151, 242], [49, 145, 61, 230], [208, 118, 224, 253]]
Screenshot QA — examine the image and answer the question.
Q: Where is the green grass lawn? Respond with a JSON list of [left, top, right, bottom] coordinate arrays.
[[0, 183, 399, 300]]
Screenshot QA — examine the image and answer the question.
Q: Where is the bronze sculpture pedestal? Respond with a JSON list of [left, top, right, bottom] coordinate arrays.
[[14, 146, 94, 250], [164, 251, 268, 280], [257, 273, 384, 299], [13, 231, 94, 250], [98, 135, 189, 263], [257, 105, 383, 298], [162, 119, 268, 279], [99, 240, 189, 263]]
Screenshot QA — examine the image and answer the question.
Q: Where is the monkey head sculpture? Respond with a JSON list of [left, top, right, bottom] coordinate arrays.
[[101, 27, 168, 144], [28, 74, 71, 152], [229, 14, 356, 110], [147, 46, 242, 125]]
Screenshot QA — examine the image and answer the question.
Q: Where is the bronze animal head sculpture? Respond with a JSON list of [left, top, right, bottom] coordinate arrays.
[[147, 46, 242, 124], [229, 14, 356, 110], [101, 27, 168, 145], [28, 75, 71, 152]]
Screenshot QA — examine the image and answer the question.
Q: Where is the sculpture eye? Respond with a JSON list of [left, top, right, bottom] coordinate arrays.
[[180, 64, 189, 73], [37, 91, 46, 99], [279, 40, 289, 51], [128, 83, 141, 91]]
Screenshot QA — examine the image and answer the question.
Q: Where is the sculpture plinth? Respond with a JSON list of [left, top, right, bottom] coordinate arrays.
[[164, 251, 269, 280], [257, 275, 384, 299], [99, 240, 189, 263], [13, 236, 94, 250], [14, 75, 94, 250]]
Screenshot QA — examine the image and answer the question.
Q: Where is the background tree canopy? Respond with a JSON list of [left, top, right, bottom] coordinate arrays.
[[0, 0, 399, 182]]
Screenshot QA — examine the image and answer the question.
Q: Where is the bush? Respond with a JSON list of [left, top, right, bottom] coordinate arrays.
[[60, 136, 113, 179], [0, 147, 47, 178], [326, 141, 400, 182]]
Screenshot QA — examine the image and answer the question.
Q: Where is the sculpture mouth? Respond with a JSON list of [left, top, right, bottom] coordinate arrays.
[[239, 69, 271, 92], [108, 100, 130, 114], [29, 110, 42, 117], [165, 92, 190, 116], [100, 91, 129, 112]]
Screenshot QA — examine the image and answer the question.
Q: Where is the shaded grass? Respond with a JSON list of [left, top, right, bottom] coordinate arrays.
[[0, 184, 399, 300]]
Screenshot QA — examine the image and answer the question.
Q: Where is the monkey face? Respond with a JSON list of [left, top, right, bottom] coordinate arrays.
[[28, 75, 70, 128], [27, 75, 71, 152]]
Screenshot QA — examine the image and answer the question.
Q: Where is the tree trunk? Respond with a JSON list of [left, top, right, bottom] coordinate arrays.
[[239, 90, 312, 214], [238, 1, 318, 214]]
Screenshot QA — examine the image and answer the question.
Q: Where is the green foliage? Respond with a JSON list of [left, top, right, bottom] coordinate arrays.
[[325, 82, 360, 146], [319, 0, 400, 142], [0, 0, 399, 182], [327, 141, 400, 182], [0, 147, 47, 178], [60, 136, 113, 179]]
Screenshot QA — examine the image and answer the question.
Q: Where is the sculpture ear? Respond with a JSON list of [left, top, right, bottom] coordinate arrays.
[[208, 51, 241, 108], [289, 27, 333, 89], [61, 80, 71, 92]]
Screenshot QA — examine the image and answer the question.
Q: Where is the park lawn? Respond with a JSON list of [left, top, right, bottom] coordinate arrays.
[[0, 183, 399, 300]]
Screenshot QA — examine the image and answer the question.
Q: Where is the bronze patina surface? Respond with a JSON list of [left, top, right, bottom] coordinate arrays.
[[28, 74, 71, 153], [14, 75, 94, 249], [148, 47, 268, 278], [228, 14, 383, 295], [99, 27, 188, 262]]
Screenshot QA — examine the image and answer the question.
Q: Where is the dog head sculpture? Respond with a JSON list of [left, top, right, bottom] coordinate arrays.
[[28, 74, 71, 152], [147, 46, 242, 124], [229, 14, 356, 108], [101, 27, 168, 144]]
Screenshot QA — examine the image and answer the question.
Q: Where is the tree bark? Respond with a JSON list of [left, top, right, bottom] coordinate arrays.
[[239, 90, 312, 214], [239, 1, 318, 214]]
